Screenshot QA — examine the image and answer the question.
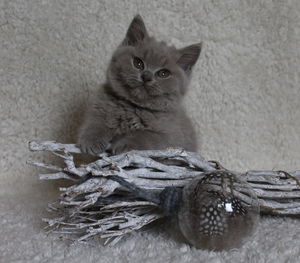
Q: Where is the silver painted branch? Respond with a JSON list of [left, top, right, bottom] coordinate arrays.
[[28, 141, 300, 244]]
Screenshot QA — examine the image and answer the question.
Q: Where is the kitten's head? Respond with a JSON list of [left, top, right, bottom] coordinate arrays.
[[107, 15, 201, 111]]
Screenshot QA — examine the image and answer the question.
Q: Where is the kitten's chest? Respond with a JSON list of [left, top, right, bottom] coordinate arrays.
[[107, 106, 153, 134], [119, 110, 146, 133]]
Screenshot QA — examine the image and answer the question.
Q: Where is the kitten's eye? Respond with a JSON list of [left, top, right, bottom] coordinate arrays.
[[133, 57, 144, 70], [156, 69, 171, 78]]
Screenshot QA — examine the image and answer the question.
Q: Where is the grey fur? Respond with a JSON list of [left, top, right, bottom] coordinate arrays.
[[78, 15, 201, 155]]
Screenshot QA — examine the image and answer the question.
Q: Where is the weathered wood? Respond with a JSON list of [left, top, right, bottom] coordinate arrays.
[[28, 141, 300, 244]]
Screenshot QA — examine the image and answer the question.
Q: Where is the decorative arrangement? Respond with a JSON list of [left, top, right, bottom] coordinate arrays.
[[28, 141, 300, 249]]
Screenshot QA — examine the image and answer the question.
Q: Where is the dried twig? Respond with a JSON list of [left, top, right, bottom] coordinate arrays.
[[28, 141, 300, 244]]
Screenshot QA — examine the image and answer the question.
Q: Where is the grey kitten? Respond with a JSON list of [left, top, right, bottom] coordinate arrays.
[[78, 15, 201, 155]]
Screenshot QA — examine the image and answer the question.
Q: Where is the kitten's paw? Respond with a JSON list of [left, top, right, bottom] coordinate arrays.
[[78, 135, 107, 155], [111, 140, 136, 155]]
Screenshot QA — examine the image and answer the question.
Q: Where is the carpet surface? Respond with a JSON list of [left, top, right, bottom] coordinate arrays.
[[1, 0, 300, 262]]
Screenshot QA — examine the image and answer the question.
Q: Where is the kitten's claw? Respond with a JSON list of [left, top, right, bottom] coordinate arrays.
[[81, 144, 105, 155], [78, 136, 107, 155], [111, 141, 135, 155]]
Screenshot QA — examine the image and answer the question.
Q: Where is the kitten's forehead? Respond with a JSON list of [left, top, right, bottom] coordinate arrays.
[[137, 38, 178, 68]]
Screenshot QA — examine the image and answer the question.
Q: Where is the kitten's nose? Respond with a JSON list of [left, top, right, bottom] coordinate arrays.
[[141, 71, 153, 83]]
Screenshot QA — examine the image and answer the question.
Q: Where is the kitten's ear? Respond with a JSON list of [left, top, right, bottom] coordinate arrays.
[[122, 15, 149, 46], [177, 43, 202, 72]]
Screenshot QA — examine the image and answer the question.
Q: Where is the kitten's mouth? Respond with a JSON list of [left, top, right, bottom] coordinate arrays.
[[144, 85, 162, 97], [122, 80, 163, 101], [140, 84, 155, 96], [142, 83, 150, 89]]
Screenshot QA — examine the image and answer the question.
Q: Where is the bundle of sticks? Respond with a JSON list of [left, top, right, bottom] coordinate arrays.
[[28, 141, 300, 245]]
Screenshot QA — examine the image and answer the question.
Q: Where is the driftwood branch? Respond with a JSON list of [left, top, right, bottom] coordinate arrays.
[[28, 141, 300, 244]]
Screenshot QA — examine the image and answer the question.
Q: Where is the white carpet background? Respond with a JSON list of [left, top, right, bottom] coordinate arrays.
[[1, 0, 300, 262]]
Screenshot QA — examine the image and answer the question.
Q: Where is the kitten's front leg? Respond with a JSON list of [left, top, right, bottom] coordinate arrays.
[[110, 136, 137, 154], [78, 123, 112, 155], [111, 130, 168, 154]]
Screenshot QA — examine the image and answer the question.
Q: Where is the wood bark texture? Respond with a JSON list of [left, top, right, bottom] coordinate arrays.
[[28, 141, 300, 244]]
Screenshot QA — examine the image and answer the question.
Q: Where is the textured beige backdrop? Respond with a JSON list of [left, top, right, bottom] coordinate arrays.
[[1, 0, 299, 262]]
